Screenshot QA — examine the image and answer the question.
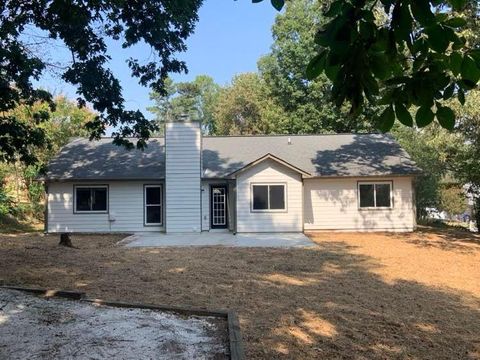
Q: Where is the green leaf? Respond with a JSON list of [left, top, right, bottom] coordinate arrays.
[[436, 105, 456, 130], [449, 0, 467, 11], [325, 64, 340, 81], [458, 89, 465, 105], [443, 83, 455, 100], [393, 2, 413, 41], [324, 0, 342, 17], [252, 0, 263, 3], [450, 52, 463, 76], [416, 106, 435, 127], [410, 1, 436, 27], [370, 54, 390, 80], [306, 51, 326, 80], [395, 103, 413, 126], [444, 17, 467, 28], [377, 106, 395, 132], [461, 55, 480, 84], [270, 0, 284, 11], [426, 25, 450, 53]]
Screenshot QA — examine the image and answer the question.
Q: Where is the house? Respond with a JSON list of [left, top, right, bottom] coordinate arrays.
[[41, 117, 421, 234]]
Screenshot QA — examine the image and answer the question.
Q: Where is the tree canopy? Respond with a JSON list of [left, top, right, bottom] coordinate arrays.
[[258, 0, 374, 133], [300, 0, 480, 131], [1, 0, 202, 164]]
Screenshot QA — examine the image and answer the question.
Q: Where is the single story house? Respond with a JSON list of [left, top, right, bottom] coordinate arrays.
[[41, 118, 421, 234]]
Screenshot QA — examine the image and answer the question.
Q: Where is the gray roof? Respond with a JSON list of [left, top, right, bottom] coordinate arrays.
[[43, 134, 421, 181], [44, 138, 165, 181]]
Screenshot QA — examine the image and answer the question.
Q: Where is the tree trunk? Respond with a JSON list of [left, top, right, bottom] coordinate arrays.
[[59, 233, 74, 247], [473, 197, 480, 233]]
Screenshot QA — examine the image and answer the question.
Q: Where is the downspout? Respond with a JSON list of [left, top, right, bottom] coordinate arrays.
[[44, 183, 48, 234], [233, 178, 237, 235]]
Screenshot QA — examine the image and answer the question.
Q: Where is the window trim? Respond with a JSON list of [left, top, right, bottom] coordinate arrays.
[[250, 183, 287, 213], [357, 181, 393, 210], [144, 184, 163, 226], [73, 185, 109, 214]]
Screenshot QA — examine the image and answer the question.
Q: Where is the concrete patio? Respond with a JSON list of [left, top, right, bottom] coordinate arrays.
[[121, 232, 316, 248]]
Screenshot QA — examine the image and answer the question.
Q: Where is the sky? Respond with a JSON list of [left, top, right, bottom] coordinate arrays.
[[36, 0, 279, 121]]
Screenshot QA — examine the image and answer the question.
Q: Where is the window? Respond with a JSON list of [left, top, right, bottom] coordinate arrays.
[[358, 182, 392, 209], [74, 186, 108, 213], [252, 184, 286, 211], [144, 185, 162, 225]]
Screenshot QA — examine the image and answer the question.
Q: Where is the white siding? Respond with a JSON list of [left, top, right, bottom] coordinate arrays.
[[236, 159, 303, 232], [304, 177, 415, 232], [165, 120, 201, 232], [47, 181, 164, 233]]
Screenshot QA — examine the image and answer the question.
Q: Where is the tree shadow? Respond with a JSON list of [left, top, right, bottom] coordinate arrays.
[[401, 226, 480, 254], [0, 215, 40, 233], [45, 138, 165, 180], [312, 134, 420, 176], [244, 241, 480, 359], [202, 149, 244, 178], [1, 234, 479, 359]]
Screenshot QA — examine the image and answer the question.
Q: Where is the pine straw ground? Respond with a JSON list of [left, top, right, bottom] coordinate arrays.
[[1, 227, 479, 359]]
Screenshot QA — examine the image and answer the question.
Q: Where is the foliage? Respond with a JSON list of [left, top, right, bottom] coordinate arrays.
[[438, 184, 468, 215], [295, 0, 480, 132], [0, 96, 95, 220], [1, 0, 203, 165], [448, 89, 480, 227], [392, 120, 463, 218], [213, 73, 288, 135], [258, 0, 375, 134], [148, 75, 220, 134]]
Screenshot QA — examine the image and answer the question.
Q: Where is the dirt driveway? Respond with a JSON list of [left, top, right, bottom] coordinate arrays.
[[1, 227, 479, 359]]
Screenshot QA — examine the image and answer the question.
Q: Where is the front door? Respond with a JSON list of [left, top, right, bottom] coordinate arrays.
[[211, 185, 228, 229]]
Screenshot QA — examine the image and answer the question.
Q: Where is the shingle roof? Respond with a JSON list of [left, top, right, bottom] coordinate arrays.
[[43, 138, 165, 181], [42, 134, 421, 181]]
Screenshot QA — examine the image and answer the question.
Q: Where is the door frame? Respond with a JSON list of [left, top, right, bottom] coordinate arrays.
[[210, 184, 228, 229]]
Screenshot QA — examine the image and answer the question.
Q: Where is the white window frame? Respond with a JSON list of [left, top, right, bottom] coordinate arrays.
[[144, 184, 163, 226], [250, 183, 287, 212], [73, 185, 108, 214], [357, 181, 393, 209]]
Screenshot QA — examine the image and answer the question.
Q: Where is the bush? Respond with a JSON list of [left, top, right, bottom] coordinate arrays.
[[0, 186, 13, 216]]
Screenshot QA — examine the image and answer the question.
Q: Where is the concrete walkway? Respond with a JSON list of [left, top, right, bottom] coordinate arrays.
[[121, 232, 316, 248]]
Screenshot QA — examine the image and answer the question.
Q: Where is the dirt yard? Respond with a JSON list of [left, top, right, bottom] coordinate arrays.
[[0, 227, 479, 359]]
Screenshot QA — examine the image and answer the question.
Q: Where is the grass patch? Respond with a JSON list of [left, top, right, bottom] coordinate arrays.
[[0, 215, 43, 233]]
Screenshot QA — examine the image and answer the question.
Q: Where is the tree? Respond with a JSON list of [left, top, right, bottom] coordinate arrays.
[[1, 0, 202, 165], [258, 0, 374, 134], [148, 75, 220, 134], [213, 73, 288, 135], [449, 89, 480, 227], [438, 183, 468, 216], [392, 125, 446, 218], [0, 96, 95, 220], [299, 0, 480, 132]]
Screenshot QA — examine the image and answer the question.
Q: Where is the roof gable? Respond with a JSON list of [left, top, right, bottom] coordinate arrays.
[[227, 153, 311, 177]]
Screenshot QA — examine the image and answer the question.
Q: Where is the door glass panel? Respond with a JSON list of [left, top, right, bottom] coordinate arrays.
[[212, 187, 226, 226]]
